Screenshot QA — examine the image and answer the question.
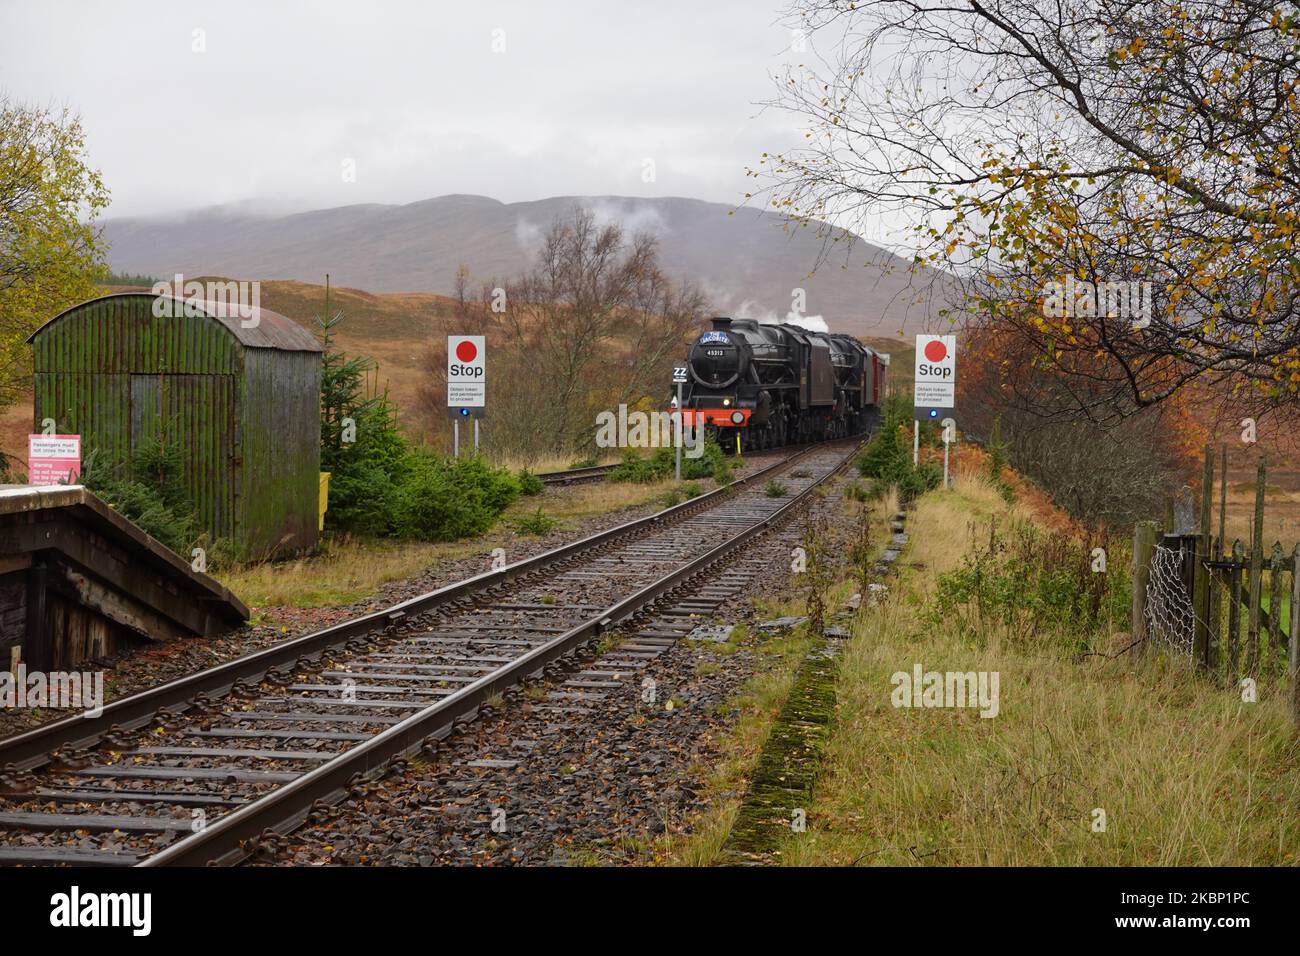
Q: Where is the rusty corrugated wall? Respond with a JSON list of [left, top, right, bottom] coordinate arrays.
[[30, 294, 321, 557], [239, 348, 321, 554]]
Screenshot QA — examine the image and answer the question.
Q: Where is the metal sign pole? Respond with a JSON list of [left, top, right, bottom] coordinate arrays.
[[913, 420, 919, 467], [675, 382, 683, 482], [941, 417, 955, 489], [453, 420, 460, 459], [474, 418, 480, 456]]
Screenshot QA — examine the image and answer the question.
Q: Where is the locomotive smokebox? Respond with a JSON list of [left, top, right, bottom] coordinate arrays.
[[690, 323, 745, 388]]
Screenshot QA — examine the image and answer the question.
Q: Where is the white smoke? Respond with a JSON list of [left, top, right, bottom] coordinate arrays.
[[516, 201, 668, 256], [735, 298, 831, 333], [514, 216, 543, 253], [582, 199, 669, 236], [737, 299, 780, 324], [784, 314, 830, 333]]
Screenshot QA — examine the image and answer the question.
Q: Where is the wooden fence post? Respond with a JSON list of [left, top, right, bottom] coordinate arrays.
[[1207, 543, 1221, 671], [1270, 543, 1285, 673], [1193, 445, 1214, 668], [1290, 543, 1300, 727], [1248, 460, 1265, 677], [1229, 540, 1243, 681], [1218, 445, 1228, 559], [1132, 521, 1159, 653], [1208, 445, 1228, 674]]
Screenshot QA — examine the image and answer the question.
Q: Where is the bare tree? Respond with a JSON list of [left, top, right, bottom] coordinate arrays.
[[417, 211, 708, 460]]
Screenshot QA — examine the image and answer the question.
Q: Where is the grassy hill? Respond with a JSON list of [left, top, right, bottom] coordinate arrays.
[[101, 194, 956, 339]]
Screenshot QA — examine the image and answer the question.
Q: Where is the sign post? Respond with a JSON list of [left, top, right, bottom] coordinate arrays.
[[941, 417, 956, 489], [447, 335, 486, 458], [672, 366, 688, 481], [28, 434, 81, 485]]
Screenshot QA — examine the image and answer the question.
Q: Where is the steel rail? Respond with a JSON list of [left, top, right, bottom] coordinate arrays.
[[537, 464, 617, 485], [142, 440, 860, 866], [0, 439, 843, 770]]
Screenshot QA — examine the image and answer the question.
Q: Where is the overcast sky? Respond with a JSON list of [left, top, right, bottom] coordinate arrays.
[[0, 0, 814, 221]]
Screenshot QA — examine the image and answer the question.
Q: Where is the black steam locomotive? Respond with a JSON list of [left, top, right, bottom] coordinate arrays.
[[674, 317, 889, 451]]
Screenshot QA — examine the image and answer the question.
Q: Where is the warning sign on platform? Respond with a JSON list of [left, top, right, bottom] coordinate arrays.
[[28, 434, 81, 485]]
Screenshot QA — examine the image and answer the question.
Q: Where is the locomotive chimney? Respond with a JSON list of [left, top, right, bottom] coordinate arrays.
[[710, 317, 733, 330]]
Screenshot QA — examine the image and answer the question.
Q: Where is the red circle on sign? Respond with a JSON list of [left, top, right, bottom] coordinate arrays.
[[923, 340, 947, 362], [455, 340, 477, 363]]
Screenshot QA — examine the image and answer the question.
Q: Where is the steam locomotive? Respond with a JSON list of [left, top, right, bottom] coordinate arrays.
[[674, 317, 889, 451]]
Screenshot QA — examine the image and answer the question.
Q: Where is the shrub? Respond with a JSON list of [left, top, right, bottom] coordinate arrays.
[[856, 389, 947, 505], [319, 311, 519, 541], [514, 506, 556, 536], [517, 468, 545, 496], [319, 311, 412, 533], [764, 479, 788, 498], [81, 439, 199, 555], [608, 441, 731, 484], [607, 447, 674, 483], [856, 420, 942, 504], [712, 455, 736, 485], [326, 461, 401, 536], [568, 455, 597, 469], [926, 517, 1129, 650], [389, 453, 521, 540], [681, 482, 703, 499], [681, 441, 728, 480]]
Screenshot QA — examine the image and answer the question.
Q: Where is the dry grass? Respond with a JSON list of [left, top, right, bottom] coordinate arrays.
[[516, 479, 683, 524], [215, 536, 471, 608], [494, 450, 622, 474], [658, 490, 899, 865], [776, 474, 1300, 866], [216, 478, 688, 608]]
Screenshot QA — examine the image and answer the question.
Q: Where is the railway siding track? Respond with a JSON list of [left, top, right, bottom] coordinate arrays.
[[0, 440, 859, 867], [537, 464, 617, 486]]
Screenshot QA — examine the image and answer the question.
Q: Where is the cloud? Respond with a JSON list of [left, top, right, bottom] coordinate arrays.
[[0, 0, 813, 221]]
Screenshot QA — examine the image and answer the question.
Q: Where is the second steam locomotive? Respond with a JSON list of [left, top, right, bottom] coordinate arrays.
[[674, 317, 889, 451]]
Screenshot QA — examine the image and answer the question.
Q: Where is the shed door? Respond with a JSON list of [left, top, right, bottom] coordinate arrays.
[[130, 375, 161, 449], [129, 374, 236, 542]]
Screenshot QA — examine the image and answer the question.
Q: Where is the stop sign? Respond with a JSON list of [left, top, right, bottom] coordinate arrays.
[[447, 335, 486, 414]]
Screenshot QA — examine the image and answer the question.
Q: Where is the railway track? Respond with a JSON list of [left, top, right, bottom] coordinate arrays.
[[537, 463, 617, 486], [0, 438, 861, 867]]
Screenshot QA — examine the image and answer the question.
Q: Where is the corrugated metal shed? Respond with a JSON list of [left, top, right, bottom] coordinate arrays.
[[28, 293, 323, 558]]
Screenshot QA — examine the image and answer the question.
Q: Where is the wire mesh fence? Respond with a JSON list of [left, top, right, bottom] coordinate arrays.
[[1145, 541, 1197, 656], [1132, 445, 1300, 725]]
